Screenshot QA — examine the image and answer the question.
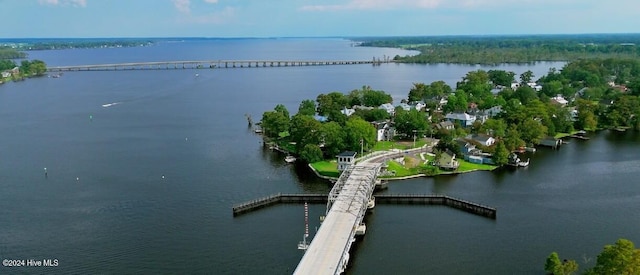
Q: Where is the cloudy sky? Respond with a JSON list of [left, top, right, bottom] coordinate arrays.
[[2, 0, 639, 38]]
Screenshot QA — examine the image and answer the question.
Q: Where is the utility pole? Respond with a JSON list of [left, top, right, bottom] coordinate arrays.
[[360, 138, 364, 157]]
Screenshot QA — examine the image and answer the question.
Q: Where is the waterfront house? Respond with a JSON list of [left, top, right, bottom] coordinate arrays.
[[539, 137, 562, 149], [467, 134, 496, 147], [437, 150, 459, 170], [397, 103, 412, 112], [456, 139, 477, 154], [445, 112, 476, 128], [337, 151, 357, 171], [1, 71, 11, 78]]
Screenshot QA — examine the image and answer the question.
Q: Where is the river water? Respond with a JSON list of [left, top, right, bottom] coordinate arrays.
[[0, 38, 638, 274]]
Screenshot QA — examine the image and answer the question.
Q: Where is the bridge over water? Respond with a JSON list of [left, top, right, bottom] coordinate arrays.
[[294, 158, 382, 274], [46, 59, 392, 72]]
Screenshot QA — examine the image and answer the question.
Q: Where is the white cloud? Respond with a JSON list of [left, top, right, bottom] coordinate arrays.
[[39, 0, 86, 7], [204, 0, 218, 3], [172, 0, 191, 13]]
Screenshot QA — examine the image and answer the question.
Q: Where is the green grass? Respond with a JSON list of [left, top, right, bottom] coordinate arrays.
[[383, 160, 414, 177], [310, 161, 340, 178], [457, 160, 498, 172], [372, 139, 429, 151], [554, 130, 583, 139]]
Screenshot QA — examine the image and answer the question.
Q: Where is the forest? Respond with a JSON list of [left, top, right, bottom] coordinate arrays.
[[260, 57, 640, 165], [358, 34, 640, 64]]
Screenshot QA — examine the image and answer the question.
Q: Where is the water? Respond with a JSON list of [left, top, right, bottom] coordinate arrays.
[[0, 38, 637, 274]]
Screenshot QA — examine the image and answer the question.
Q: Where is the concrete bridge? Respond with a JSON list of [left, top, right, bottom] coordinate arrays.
[[46, 59, 392, 72]]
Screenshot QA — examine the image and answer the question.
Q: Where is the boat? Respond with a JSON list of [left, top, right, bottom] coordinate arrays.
[[285, 155, 296, 163], [518, 158, 530, 167]]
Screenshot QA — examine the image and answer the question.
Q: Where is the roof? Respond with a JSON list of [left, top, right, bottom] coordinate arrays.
[[337, 151, 357, 157], [469, 134, 494, 143], [445, 112, 474, 121]]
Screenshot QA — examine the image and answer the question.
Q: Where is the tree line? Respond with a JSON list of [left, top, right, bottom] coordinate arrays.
[[358, 34, 640, 64], [0, 47, 27, 59]]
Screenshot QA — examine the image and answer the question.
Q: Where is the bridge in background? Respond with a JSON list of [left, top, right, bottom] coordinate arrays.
[[46, 59, 392, 72]]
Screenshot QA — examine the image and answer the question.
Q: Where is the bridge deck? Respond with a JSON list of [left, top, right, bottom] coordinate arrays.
[[294, 162, 380, 275]]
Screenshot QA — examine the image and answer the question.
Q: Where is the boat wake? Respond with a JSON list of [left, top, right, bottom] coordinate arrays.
[[102, 102, 122, 108]]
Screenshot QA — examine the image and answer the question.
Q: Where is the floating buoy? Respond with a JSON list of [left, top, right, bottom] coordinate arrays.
[[162, 175, 165, 179]]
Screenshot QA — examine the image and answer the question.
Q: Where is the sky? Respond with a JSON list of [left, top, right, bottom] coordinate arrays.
[[1, 0, 640, 38]]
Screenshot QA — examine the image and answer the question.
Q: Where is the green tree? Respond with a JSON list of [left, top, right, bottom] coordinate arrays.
[[488, 70, 516, 87], [320, 121, 345, 158], [298, 99, 316, 116], [544, 252, 578, 275], [361, 87, 393, 107], [492, 141, 509, 166], [289, 114, 322, 152], [394, 109, 430, 138], [316, 92, 348, 116], [261, 111, 290, 138], [480, 118, 507, 137], [274, 104, 290, 119], [520, 70, 534, 83], [300, 144, 323, 163], [545, 252, 562, 274], [344, 117, 376, 153], [586, 239, 640, 275], [408, 82, 427, 102], [518, 118, 548, 145]]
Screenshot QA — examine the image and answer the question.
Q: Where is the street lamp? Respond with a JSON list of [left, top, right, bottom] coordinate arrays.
[[412, 130, 417, 148], [360, 138, 364, 157]]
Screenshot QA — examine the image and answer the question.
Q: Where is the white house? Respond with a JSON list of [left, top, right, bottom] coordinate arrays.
[[467, 134, 496, 146], [1, 71, 11, 78], [337, 151, 357, 171], [372, 121, 395, 141], [485, 105, 503, 117], [397, 103, 411, 111], [341, 108, 355, 116], [411, 101, 426, 111], [379, 103, 395, 115], [445, 112, 476, 128], [550, 94, 568, 106]]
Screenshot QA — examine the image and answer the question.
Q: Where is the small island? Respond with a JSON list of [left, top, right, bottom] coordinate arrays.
[[258, 57, 640, 180]]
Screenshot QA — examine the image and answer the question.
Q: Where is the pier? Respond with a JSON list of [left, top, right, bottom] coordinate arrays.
[[46, 59, 392, 72], [232, 193, 496, 219]]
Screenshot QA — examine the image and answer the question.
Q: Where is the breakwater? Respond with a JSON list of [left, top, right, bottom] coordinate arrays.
[[232, 193, 496, 219]]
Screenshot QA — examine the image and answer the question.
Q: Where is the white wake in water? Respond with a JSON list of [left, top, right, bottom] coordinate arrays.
[[102, 102, 122, 108]]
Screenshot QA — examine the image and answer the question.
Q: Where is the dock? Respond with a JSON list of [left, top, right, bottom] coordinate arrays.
[[232, 193, 496, 219]]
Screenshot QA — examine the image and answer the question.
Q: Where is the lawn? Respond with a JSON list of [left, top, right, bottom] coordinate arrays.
[[457, 160, 498, 172], [372, 139, 430, 151], [383, 160, 415, 177], [310, 161, 340, 178]]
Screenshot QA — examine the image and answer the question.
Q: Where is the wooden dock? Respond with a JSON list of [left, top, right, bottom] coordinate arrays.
[[375, 194, 497, 219], [232, 193, 327, 216], [232, 193, 496, 219]]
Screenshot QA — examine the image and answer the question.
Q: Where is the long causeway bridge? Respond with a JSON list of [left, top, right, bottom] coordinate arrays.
[[46, 59, 392, 72]]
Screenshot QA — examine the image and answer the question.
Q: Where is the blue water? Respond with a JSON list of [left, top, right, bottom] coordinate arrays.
[[1, 38, 637, 274]]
